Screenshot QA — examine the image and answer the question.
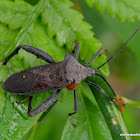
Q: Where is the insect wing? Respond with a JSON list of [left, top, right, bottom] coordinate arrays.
[[2, 70, 45, 94], [2, 62, 66, 94]]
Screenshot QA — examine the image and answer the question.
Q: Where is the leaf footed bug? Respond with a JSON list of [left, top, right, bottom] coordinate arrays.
[[1, 27, 140, 127]]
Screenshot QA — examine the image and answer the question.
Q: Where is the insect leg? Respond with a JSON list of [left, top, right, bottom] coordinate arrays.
[[72, 41, 79, 59], [84, 80, 114, 101], [16, 96, 30, 104], [69, 89, 78, 127], [28, 89, 61, 117], [75, 43, 79, 60], [95, 73, 116, 96], [28, 96, 33, 114], [85, 48, 104, 67], [1, 45, 56, 65]]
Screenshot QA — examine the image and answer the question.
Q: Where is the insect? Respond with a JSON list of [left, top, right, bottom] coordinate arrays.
[[1, 27, 140, 127]]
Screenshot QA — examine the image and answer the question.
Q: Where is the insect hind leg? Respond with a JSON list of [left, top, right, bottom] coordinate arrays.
[[28, 89, 61, 117]]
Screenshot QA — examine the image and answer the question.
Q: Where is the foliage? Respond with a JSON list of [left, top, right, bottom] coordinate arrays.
[[85, 0, 140, 22], [0, 0, 140, 139]]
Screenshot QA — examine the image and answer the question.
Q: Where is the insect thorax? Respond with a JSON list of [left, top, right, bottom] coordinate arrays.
[[64, 53, 95, 86]]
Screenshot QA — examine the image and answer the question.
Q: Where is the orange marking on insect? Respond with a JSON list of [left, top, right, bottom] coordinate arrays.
[[67, 83, 78, 90], [115, 96, 126, 113]]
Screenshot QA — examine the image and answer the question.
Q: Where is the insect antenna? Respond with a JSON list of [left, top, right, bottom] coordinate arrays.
[[96, 27, 140, 70]]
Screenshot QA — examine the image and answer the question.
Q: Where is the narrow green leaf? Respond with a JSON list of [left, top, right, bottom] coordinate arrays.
[[88, 75, 130, 140]]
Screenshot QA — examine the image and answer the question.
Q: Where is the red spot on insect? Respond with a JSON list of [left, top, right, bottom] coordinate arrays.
[[67, 83, 77, 90], [115, 96, 126, 113]]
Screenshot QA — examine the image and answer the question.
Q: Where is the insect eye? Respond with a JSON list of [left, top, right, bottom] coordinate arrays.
[[60, 76, 64, 81]]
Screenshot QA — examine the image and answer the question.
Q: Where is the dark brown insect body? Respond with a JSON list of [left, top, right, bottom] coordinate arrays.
[[2, 53, 94, 94], [1, 27, 139, 126]]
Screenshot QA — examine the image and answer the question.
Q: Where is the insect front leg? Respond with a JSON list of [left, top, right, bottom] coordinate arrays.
[[28, 90, 61, 117], [1, 45, 56, 65], [85, 48, 104, 67], [95, 73, 116, 96], [69, 89, 78, 127]]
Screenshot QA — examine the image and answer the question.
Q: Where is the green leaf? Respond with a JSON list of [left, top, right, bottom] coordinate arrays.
[[0, 0, 66, 139], [61, 81, 112, 140], [85, 0, 140, 22], [0, 90, 40, 140], [0, 1, 34, 30], [41, 0, 109, 76]]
